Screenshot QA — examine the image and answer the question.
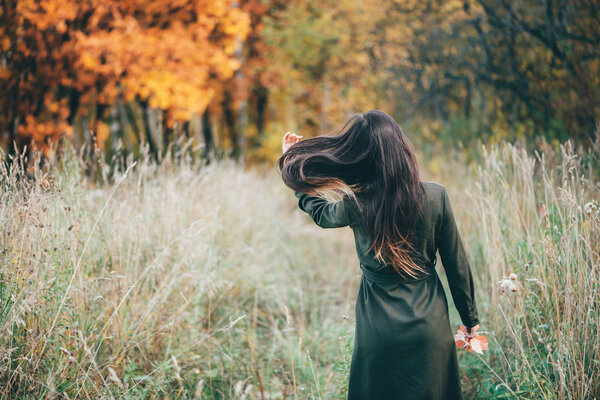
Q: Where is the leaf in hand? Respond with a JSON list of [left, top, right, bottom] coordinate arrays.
[[454, 326, 489, 354]]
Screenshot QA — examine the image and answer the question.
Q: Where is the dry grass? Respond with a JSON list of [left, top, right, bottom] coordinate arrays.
[[0, 149, 358, 399], [449, 141, 600, 399], [0, 140, 598, 399]]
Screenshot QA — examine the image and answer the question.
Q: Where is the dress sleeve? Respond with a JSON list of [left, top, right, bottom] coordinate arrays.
[[438, 187, 480, 328], [293, 190, 352, 229]]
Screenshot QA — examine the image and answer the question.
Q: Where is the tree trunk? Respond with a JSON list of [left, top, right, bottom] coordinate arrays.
[[7, 70, 21, 163], [161, 110, 174, 159], [123, 103, 141, 147], [254, 86, 268, 145], [139, 99, 159, 162], [202, 108, 214, 163], [222, 91, 240, 159], [116, 97, 134, 151]]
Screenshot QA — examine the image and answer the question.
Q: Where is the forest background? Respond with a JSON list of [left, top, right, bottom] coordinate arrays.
[[1, 0, 598, 163]]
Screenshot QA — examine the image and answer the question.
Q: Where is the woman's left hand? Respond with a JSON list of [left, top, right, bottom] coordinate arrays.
[[465, 324, 480, 339], [282, 132, 303, 153]]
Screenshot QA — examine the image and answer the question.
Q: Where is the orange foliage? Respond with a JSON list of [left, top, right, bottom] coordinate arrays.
[[1, 0, 251, 153]]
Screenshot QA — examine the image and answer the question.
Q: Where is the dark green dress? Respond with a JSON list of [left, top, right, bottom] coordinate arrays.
[[293, 181, 479, 400]]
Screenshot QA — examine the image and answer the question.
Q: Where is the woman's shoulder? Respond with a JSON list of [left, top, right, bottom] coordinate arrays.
[[421, 180, 446, 196], [420, 181, 448, 212]]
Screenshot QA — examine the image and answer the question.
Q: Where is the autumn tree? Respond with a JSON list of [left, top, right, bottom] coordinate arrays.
[[0, 0, 251, 159], [262, 0, 598, 149], [466, 0, 600, 141], [368, 0, 599, 143], [1, 0, 598, 163], [201, 0, 288, 161], [262, 0, 388, 133]]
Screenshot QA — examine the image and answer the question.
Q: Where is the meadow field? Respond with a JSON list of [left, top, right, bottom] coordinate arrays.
[[1, 0, 599, 398], [1, 138, 598, 399]]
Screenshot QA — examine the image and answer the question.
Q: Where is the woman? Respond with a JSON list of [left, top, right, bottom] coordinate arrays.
[[277, 110, 480, 400]]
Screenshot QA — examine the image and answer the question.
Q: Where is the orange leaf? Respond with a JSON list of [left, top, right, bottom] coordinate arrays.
[[454, 326, 489, 354]]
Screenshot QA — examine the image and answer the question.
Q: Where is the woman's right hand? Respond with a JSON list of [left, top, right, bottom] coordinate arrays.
[[282, 132, 303, 153]]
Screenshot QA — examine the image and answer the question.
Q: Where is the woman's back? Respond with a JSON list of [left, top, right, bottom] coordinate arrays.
[[346, 181, 445, 282]]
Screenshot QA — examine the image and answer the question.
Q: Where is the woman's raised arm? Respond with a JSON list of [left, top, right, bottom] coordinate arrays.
[[294, 190, 352, 229]]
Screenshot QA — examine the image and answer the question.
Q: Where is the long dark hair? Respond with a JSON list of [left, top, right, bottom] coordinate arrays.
[[277, 110, 427, 278]]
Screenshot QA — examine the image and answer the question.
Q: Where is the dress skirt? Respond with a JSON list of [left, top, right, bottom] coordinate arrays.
[[347, 270, 463, 400]]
